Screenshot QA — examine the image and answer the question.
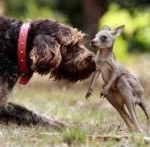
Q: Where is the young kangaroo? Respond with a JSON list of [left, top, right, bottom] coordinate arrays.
[[86, 25, 150, 134]]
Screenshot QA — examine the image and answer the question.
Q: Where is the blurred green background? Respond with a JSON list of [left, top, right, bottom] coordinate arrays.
[[0, 1, 150, 146], [0, 0, 150, 92], [0, 0, 150, 62], [0, 0, 150, 93]]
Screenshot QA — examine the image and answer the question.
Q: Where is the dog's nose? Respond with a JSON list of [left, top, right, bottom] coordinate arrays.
[[100, 35, 107, 42]]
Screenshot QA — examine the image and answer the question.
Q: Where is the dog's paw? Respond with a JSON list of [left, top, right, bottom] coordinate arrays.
[[47, 116, 67, 130]]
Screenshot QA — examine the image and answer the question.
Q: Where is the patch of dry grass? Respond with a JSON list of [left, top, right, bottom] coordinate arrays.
[[2, 54, 150, 146]]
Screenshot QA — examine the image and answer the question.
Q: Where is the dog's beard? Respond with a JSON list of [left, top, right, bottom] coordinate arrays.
[[50, 54, 95, 82]]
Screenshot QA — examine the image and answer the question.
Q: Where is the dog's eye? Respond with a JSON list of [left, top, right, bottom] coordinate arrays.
[[63, 32, 68, 36], [62, 30, 70, 37]]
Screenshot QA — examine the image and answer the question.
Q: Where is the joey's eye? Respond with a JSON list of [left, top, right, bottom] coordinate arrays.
[[100, 35, 107, 41]]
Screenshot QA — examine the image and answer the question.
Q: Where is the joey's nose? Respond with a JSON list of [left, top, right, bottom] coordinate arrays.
[[90, 40, 96, 48]]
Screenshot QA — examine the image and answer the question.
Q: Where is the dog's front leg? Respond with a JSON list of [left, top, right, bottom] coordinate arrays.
[[85, 70, 100, 99], [0, 102, 65, 129]]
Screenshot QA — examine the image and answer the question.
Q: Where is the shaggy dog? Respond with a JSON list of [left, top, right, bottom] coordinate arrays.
[[0, 16, 95, 128]]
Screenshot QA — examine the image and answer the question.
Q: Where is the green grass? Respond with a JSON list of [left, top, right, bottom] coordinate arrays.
[[1, 74, 149, 146]]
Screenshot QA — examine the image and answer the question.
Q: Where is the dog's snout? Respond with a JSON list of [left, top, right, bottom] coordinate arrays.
[[100, 35, 107, 42]]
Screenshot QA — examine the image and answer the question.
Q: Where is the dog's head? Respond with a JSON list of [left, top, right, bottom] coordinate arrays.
[[91, 25, 125, 49], [29, 20, 95, 81]]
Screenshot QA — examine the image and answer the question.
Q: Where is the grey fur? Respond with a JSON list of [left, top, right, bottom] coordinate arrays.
[[86, 25, 150, 134]]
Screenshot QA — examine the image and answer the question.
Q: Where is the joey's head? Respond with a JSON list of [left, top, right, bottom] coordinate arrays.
[[91, 25, 125, 49]]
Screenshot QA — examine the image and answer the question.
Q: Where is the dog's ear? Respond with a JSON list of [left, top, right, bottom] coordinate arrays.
[[111, 25, 125, 37], [29, 34, 62, 75], [55, 25, 79, 46]]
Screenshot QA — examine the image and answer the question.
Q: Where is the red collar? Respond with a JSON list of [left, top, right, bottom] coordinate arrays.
[[18, 23, 32, 85]]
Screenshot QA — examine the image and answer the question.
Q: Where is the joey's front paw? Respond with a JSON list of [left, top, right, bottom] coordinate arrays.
[[85, 90, 92, 100], [100, 91, 108, 98], [100, 87, 109, 98]]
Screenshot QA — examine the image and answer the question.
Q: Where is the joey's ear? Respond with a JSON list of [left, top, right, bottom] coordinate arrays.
[[29, 34, 62, 75], [111, 25, 125, 36], [102, 26, 111, 31]]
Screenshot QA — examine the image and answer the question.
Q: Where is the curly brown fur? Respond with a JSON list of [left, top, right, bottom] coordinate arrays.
[[0, 16, 95, 127], [30, 34, 62, 75]]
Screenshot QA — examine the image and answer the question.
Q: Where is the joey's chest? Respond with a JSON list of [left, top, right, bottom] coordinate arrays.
[[95, 57, 111, 70], [95, 58, 113, 83]]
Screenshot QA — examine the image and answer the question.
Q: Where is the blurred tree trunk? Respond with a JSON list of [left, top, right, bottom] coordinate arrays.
[[0, 0, 5, 15], [82, 0, 109, 37]]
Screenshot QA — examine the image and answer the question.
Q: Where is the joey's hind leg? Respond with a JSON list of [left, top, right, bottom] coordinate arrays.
[[122, 96, 142, 132], [107, 90, 134, 131], [138, 100, 150, 135], [132, 100, 143, 130], [118, 106, 135, 131], [129, 78, 150, 134], [117, 77, 143, 132]]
